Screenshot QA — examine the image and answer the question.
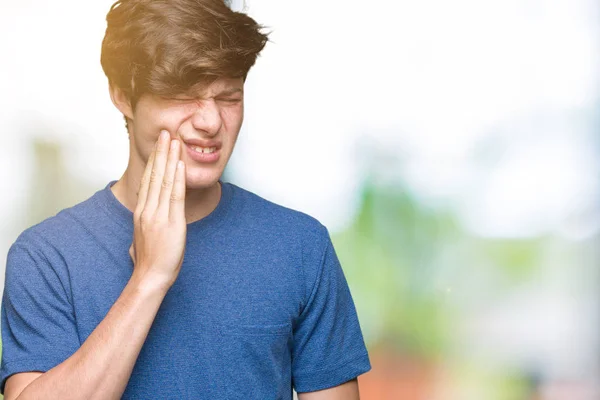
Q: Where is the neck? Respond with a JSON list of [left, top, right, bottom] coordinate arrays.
[[110, 166, 222, 225]]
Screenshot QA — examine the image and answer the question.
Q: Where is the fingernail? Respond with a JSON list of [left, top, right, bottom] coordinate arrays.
[[170, 140, 178, 150], [160, 130, 169, 140]]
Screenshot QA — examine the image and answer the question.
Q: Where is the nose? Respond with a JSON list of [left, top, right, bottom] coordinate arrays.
[[190, 99, 222, 135]]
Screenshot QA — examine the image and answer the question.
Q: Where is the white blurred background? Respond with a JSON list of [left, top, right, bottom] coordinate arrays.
[[1, 0, 599, 398]]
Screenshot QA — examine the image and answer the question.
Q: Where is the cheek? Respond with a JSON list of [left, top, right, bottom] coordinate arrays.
[[136, 105, 195, 138], [221, 105, 244, 131]]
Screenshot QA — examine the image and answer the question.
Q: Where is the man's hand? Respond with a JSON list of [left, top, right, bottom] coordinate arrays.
[[129, 130, 187, 290]]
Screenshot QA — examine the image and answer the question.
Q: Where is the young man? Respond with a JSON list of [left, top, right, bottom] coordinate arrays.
[[0, 0, 371, 398]]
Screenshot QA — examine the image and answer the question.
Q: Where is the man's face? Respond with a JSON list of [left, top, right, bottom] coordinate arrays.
[[128, 77, 244, 189]]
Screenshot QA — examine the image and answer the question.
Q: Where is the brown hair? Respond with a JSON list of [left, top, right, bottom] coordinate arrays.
[[101, 0, 268, 110]]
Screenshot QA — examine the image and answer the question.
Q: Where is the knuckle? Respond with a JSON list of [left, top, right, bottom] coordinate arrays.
[[140, 212, 153, 224], [149, 171, 159, 183], [162, 178, 173, 189]]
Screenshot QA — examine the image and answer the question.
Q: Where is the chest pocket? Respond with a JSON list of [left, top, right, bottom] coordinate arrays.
[[215, 322, 293, 399]]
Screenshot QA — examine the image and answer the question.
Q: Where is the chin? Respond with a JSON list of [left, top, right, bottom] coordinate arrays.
[[184, 169, 222, 190]]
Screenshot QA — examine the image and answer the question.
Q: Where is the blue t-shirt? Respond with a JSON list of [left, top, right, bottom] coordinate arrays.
[[0, 180, 371, 398]]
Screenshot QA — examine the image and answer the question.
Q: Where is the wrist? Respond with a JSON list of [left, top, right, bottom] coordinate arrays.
[[129, 270, 172, 297]]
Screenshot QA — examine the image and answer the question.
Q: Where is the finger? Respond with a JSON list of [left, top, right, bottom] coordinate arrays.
[[144, 130, 170, 212], [129, 243, 136, 263], [158, 138, 181, 216], [169, 159, 186, 222], [135, 142, 157, 216]]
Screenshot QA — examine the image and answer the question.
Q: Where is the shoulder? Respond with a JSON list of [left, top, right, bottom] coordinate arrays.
[[5, 187, 108, 295], [229, 182, 329, 242], [228, 183, 332, 281], [9, 186, 105, 259]]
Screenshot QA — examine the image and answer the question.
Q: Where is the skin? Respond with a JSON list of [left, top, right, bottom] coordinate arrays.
[[110, 77, 247, 225], [4, 78, 361, 400], [298, 379, 360, 400]]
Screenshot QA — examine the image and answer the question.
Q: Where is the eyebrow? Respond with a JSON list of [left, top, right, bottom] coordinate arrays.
[[180, 86, 243, 99], [216, 87, 244, 96]]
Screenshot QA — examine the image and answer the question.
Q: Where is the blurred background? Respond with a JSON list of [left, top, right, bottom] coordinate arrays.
[[1, 0, 599, 399]]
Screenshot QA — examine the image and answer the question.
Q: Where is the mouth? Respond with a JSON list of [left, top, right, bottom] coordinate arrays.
[[182, 140, 222, 164], [188, 145, 218, 154], [182, 138, 222, 151]]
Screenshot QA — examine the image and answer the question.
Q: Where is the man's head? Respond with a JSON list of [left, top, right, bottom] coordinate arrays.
[[101, 0, 268, 189]]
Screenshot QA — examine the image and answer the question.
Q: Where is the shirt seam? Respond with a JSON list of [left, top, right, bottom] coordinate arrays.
[[10, 238, 73, 310], [297, 223, 330, 318], [94, 190, 132, 234]]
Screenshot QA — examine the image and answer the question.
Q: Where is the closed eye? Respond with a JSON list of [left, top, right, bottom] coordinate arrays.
[[160, 96, 195, 103], [216, 97, 242, 104]]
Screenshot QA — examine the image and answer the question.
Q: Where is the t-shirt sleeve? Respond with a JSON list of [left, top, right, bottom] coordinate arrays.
[[291, 225, 371, 393], [0, 241, 81, 394]]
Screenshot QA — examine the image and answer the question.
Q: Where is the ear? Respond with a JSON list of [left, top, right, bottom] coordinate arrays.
[[108, 84, 134, 120]]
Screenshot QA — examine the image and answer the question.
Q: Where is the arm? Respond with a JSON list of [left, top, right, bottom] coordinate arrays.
[[298, 378, 360, 400], [7, 274, 169, 400], [291, 226, 371, 393], [5, 131, 187, 400]]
